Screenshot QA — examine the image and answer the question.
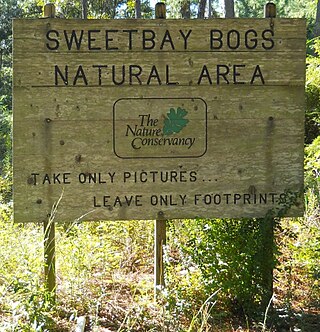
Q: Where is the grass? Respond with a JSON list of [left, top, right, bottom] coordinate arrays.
[[0, 198, 319, 331]]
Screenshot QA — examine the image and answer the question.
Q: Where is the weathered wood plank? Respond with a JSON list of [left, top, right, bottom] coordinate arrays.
[[13, 86, 305, 120], [13, 18, 306, 53], [13, 51, 305, 87], [13, 116, 303, 156], [13, 183, 304, 223]]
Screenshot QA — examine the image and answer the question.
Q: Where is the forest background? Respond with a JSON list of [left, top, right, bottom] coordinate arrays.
[[0, 0, 320, 331]]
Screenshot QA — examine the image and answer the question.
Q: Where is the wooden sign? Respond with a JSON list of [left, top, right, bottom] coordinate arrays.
[[13, 18, 306, 222]]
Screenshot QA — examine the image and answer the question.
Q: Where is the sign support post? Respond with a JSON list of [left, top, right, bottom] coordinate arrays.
[[44, 217, 56, 297], [43, 3, 56, 298], [260, 2, 277, 311], [154, 212, 166, 297], [154, 2, 167, 299]]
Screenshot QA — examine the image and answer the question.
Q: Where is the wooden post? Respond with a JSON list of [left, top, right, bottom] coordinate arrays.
[[259, 4, 276, 313], [44, 217, 56, 296], [264, 2, 276, 18], [154, 213, 166, 296], [43, 3, 56, 298], [259, 214, 275, 312], [155, 2, 166, 19], [43, 3, 55, 18], [154, 3, 166, 299]]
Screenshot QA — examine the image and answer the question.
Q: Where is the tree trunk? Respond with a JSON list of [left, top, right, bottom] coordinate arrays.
[[198, 0, 207, 18], [208, 0, 212, 18], [224, 0, 234, 18], [135, 0, 141, 18], [314, 0, 320, 37], [82, 0, 88, 19], [180, 0, 191, 19]]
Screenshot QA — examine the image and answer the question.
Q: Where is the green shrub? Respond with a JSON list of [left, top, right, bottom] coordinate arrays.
[[164, 217, 277, 321], [306, 38, 320, 143], [305, 135, 320, 205], [186, 219, 272, 315]]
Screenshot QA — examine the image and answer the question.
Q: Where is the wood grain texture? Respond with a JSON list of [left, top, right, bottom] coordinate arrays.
[[13, 18, 306, 53], [13, 18, 306, 222]]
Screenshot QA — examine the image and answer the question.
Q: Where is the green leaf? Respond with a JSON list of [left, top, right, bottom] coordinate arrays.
[[163, 107, 189, 136]]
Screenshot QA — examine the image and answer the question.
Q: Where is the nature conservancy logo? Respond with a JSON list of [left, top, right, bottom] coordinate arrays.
[[126, 107, 195, 150], [163, 107, 189, 135], [113, 98, 207, 159]]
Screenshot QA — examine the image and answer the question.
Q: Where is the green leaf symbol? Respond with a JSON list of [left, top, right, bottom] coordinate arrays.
[[163, 107, 189, 136]]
